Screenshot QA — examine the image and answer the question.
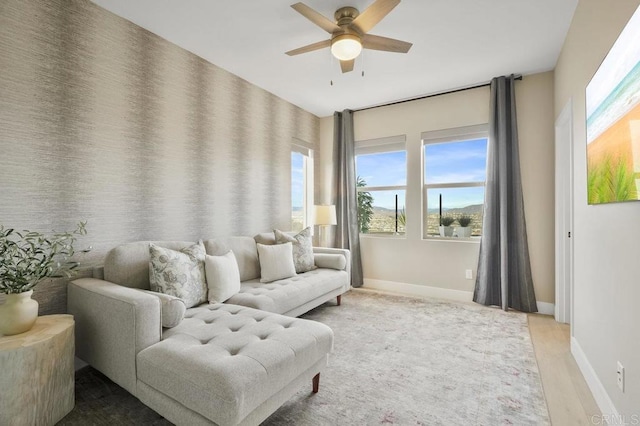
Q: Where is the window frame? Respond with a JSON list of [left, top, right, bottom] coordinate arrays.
[[291, 142, 314, 232], [421, 124, 489, 240], [355, 135, 407, 237]]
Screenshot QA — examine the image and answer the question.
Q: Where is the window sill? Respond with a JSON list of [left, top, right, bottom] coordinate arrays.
[[422, 236, 481, 243], [359, 233, 406, 239]]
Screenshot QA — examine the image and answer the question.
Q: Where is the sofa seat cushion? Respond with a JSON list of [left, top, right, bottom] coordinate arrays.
[[137, 304, 333, 426], [226, 269, 348, 315]]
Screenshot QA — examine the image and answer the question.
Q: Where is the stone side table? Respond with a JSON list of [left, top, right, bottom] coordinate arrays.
[[0, 314, 75, 426]]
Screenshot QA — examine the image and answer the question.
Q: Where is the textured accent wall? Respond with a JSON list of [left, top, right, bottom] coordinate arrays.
[[0, 0, 319, 313]]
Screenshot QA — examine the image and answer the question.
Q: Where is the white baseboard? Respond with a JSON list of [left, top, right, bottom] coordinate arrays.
[[536, 301, 555, 316], [571, 337, 619, 420], [362, 278, 555, 315], [363, 279, 473, 302], [74, 356, 88, 371]]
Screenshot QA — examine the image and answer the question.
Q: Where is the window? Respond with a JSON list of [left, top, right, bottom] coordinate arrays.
[[291, 143, 313, 232], [355, 135, 407, 235], [422, 125, 488, 239]]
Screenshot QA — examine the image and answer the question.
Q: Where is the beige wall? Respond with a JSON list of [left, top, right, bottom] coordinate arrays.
[[554, 0, 640, 416], [319, 72, 556, 304]]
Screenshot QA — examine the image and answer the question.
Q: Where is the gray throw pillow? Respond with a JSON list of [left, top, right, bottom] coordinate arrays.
[[149, 242, 207, 308], [274, 227, 316, 273]]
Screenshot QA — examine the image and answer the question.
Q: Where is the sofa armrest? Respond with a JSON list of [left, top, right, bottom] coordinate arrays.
[[68, 278, 161, 396], [313, 247, 351, 289]]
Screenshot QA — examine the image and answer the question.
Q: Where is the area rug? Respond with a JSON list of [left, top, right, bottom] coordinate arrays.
[[61, 290, 550, 425]]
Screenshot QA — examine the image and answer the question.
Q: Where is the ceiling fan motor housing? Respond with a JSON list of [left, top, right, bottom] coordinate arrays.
[[334, 6, 360, 28]]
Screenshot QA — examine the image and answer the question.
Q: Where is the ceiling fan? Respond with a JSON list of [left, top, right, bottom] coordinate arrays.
[[285, 0, 412, 73]]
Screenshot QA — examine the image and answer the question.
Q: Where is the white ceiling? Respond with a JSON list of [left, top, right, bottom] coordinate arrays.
[[90, 0, 578, 117]]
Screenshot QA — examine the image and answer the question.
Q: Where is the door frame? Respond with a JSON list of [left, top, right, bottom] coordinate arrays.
[[554, 99, 574, 325]]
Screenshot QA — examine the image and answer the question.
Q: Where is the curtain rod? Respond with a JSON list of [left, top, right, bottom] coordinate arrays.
[[354, 75, 523, 112]]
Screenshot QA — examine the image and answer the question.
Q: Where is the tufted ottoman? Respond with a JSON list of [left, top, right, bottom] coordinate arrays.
[[227, 269, 346, 316], [135, 303, 334, 426]]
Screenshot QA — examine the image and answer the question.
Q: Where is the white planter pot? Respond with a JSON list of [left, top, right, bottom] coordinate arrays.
[[456, 227, 472, 238], [0, 290, 39, 336], [439, 225, 453, 237]]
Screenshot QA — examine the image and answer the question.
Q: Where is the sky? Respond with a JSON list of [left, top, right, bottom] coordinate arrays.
[[292, 138, 489, 211], [291, 152, 304, 209], [355, 138, 487, 210]]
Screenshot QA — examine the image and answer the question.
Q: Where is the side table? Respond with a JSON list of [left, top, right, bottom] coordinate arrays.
[[0, 314, 75, 425]]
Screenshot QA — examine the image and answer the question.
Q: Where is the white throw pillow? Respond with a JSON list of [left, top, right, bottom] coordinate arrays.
[[205, 251, 241, 303], [149, 242, 207, 308], [257, 242, 297, 283], [274, 227, 316, 273], [140, 290, 186, 328]]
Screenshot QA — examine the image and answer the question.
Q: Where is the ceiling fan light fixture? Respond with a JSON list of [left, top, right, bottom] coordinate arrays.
[[331, 34, 362, 61]]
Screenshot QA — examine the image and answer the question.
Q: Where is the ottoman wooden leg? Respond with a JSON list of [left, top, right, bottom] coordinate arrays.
[[336, 295, 341, 306], [312, 373, 320, 393]]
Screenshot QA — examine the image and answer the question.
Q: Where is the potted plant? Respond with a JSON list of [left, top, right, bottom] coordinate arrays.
[[0, 222, 89, 336], [439, 216, 455, 237], [456, 214, 473, 238]]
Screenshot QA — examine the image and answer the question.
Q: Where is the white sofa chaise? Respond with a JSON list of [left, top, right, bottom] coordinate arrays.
[[68, 236, 350, 425]]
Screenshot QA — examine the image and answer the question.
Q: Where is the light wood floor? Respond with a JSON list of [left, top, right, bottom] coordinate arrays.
[[528, 314, 601, 425]]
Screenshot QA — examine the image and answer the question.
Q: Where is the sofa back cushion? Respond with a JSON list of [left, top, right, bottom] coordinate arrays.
[[254, 232, 277, 246], [203, 237, 260, 282], [104, 241, 195, 289]]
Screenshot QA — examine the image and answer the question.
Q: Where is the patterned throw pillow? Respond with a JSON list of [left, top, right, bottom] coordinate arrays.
[[274, 227, 316, 273], [149, 242, 207, 308]]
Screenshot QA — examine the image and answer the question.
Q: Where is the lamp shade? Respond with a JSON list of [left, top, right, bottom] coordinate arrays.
[[314, 205, 337, 225], [330, 34, 362, 61]]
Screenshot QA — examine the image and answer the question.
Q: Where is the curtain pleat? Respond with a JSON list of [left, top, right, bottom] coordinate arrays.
[[334, 110, 363, 287], [473, 76, 538, 312]]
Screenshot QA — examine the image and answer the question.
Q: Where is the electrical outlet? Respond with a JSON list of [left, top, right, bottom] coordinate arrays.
[[465, 269, 473, 280], [617, 361, 625, 392]]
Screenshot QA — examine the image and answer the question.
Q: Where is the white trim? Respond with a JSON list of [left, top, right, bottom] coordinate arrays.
[[554, 98, 574, 325], [536, 301, 555, 316], [363, 278, 555, 315], [421, 123, 489, 144], [355, 134, 406, 156], [74, 357, 88, 371], [425, 182, 485, 189], [304, 153, 314, 230], [571, 337, 618, 419], [363, 279, 474, 303], [357, 185, 406, 192]]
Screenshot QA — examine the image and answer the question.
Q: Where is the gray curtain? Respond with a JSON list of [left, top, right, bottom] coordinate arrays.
[[473, 76, 537, 312], [334, 110, 363, 287]]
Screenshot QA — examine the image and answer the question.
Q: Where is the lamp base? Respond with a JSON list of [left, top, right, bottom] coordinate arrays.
[[318, 225, 332, 248]]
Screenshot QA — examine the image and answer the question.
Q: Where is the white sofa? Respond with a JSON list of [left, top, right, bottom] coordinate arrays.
[[68, 235, 351, 425]]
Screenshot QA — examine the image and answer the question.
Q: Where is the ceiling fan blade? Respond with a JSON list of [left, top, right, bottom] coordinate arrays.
[[285, 39, 331, 56], [362, 34, 412, 53], [340, 59, 355, 73], [351, 0, 400, 34], [291, 3, 341, 34]]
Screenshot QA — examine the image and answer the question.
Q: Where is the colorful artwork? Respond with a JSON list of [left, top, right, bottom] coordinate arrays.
[[586, 6, 640, 204]]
